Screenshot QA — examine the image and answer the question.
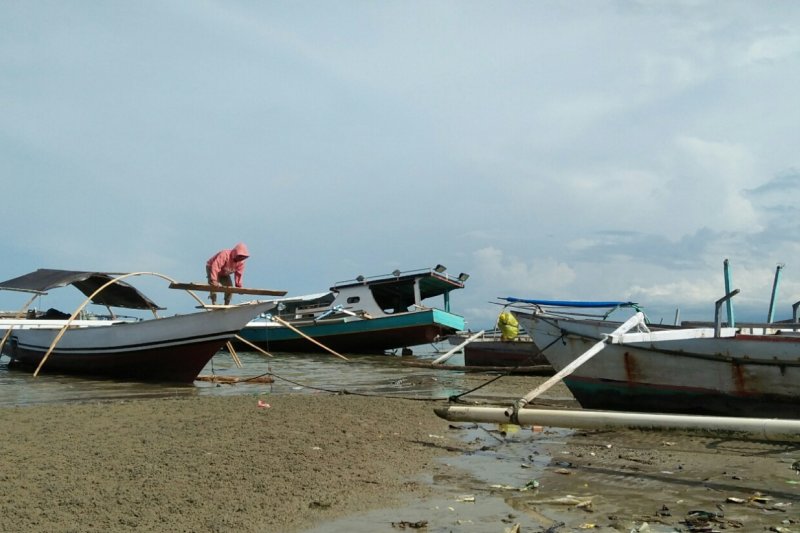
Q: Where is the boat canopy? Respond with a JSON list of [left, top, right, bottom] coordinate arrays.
[[0, 269, 161, 310], [334, 270, 464, 300], [501, 297, 639, 308]]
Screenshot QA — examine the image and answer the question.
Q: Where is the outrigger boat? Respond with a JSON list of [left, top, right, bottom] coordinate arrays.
[[0, 269, 275, 383], [505, 297, 800, 419], [237, 266, 468, 354], [436, 263, 800, 440], [435, 300, 800, 441], [446, 330, 547, 370]]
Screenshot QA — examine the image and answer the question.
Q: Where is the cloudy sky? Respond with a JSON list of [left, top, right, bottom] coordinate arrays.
[[2, 1, 800, 328]]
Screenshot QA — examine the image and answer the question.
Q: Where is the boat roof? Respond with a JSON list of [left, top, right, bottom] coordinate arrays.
[[501, 297, 639, 308], [333, 268, 465, 299], [0, 269, 161, 310]]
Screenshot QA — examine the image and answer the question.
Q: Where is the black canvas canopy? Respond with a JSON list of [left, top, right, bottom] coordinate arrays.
[[0, 269, 161, 310]]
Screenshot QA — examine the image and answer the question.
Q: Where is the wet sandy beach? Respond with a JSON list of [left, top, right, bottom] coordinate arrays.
[[0, 375, 798, 532]]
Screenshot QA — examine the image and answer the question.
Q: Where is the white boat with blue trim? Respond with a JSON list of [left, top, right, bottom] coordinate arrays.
[[506, 297, 800, 419]]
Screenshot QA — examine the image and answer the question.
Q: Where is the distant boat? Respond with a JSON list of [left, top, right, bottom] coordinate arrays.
[[0, 269, 273, 383], [446, 329, 551, 373], [238, 266, 468, 354], [507, 297, 800, 419]]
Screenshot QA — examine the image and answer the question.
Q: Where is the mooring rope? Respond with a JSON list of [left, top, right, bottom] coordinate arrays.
[[207, 331, 568, 404]]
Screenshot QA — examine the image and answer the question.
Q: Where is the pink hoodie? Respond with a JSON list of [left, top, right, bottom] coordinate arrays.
[[206, 242, 250, 287]]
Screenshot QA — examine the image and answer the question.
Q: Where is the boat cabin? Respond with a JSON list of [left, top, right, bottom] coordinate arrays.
[[275, 266, 467, 322]]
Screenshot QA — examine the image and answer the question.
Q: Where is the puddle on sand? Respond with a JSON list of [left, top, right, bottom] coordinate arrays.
[[303, 424, 578, 533], [302, 421, 800, 532]]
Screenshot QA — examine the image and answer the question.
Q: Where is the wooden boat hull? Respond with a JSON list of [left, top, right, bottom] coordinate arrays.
[[238, 308, 465, 354], [2, 302, 273, 383], [513, 310, 800, 418], [463, 340, 548, 368]]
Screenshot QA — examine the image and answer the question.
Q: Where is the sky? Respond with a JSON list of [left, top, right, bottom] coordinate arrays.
[[2, 1, 800, 329]]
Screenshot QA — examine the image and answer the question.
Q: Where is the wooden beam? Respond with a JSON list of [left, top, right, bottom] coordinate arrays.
[[169, 282, 287, 296]]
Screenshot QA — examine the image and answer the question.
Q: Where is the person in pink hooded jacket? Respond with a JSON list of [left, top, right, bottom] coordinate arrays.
[[206, 242, 250, 305]]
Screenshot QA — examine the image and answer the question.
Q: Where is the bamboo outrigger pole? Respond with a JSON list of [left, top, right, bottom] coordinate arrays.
[[269, 315, 349, 361], [511, 312, 646, 409], [226, 342, 243, 368], [234, 334, 274, 357]]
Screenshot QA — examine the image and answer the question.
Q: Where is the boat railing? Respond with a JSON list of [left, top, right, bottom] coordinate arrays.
[[333, 266, 467, 287]]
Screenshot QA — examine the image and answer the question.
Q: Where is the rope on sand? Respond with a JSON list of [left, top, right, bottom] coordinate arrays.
[[196, 374, 274, 384]]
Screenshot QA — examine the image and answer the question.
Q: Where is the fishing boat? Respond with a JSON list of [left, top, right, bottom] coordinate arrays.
[[504, 297, 800, 419], [238, 266, 468, 354], [0, 269, 275, 382], [446, 329, 551, 373]]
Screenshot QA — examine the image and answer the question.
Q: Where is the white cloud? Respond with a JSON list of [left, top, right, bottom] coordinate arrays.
[[472, 247, 575, 296], [3, 2, 800, 330], [744, 33, 800, 64]]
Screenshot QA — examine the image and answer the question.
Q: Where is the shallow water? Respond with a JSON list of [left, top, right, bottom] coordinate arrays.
[[0, 347, 475, 406]]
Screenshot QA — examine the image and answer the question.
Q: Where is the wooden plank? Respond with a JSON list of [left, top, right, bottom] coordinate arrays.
[[169, 282, 287, 296]]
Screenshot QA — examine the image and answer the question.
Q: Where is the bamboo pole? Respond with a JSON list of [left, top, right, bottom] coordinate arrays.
[[434, 405, 800, 442], [269, 315, 349, 361], [431, 330, 485, 364], [234, 334, 274, 357], [226, 341, 242, 368]]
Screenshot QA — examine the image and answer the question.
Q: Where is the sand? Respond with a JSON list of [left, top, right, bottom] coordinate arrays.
[[0, 394, 454, 533], [1, 376, 798, 532]]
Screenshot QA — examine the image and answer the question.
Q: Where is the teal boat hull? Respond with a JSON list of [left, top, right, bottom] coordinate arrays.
[[238, 309, 465, 354]]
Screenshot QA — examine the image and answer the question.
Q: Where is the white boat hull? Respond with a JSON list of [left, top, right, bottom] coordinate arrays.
[[513, 310, 800, 418], [2, 302, 273, 383]]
